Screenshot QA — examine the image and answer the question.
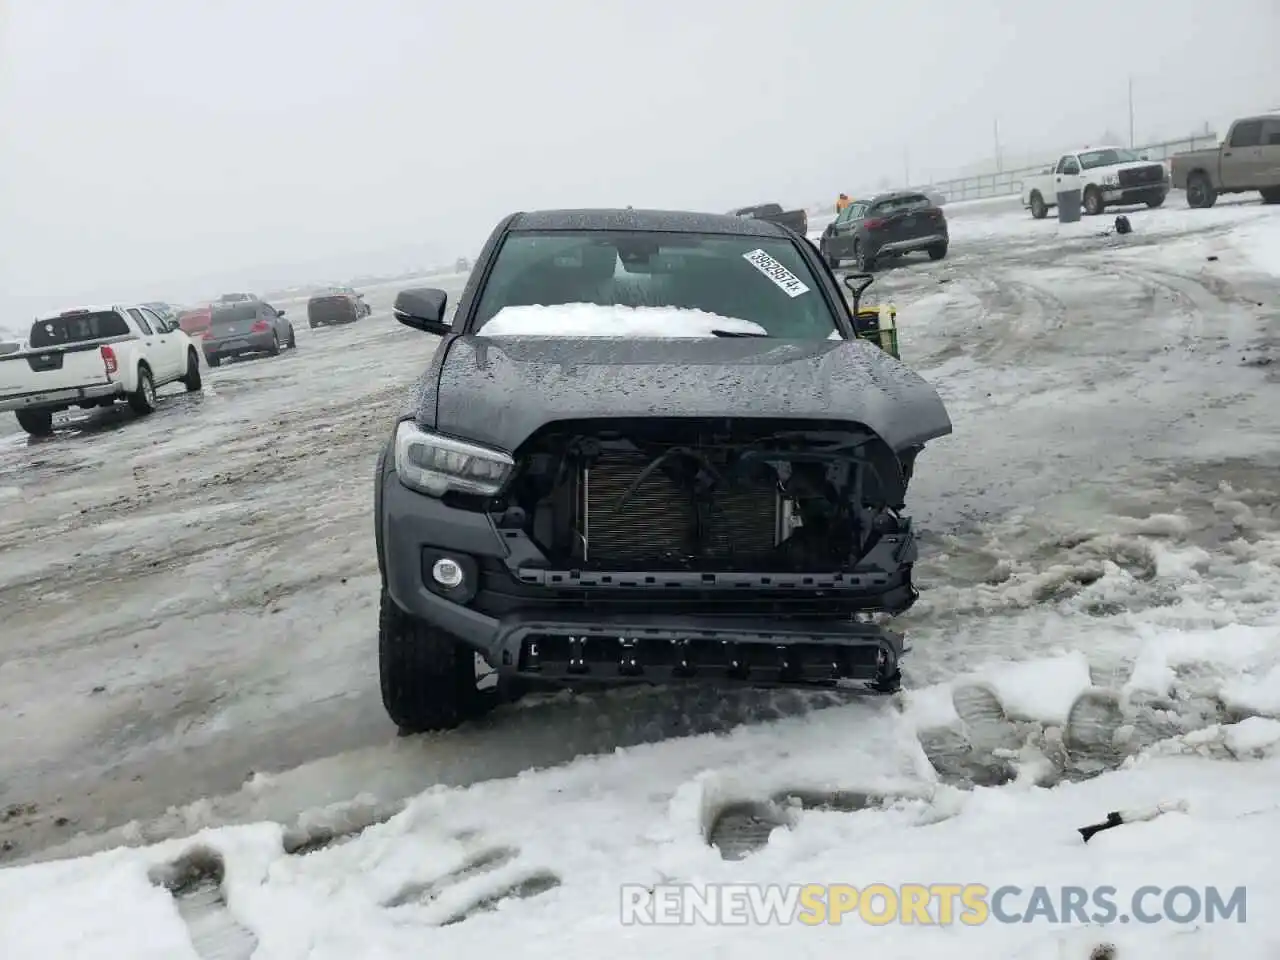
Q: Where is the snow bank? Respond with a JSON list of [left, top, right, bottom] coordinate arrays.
[[481, 304, 768, 338], [3, 716, 1279, 959]]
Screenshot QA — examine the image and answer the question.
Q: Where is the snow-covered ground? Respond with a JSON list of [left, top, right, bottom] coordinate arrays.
[[2, 194, 1279, 958]]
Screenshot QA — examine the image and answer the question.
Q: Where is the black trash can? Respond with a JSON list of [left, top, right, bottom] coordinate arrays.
[[1057, 188, 1082, 223]]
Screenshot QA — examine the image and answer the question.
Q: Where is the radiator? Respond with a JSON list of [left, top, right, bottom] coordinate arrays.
[[581, 449, 781, 568]]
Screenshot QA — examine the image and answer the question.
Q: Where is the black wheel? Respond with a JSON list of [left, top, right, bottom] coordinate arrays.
[[268, 331, 281, 357], [287, 325, 297, 349], [927, 243, 948, 261], [15, 409, 53, 436], [309, 319, 318, 329], [1146, 194, 1165, 209], [1083, 186, 1104, 216], [207, 354, 221, 368], [870, 668, 902, 694], [1186, 172, 1217, 208], [1261, 187, 1280, 204], [826, 249, 840, 269], [1029, 191, 1048, 219], [128, 366, 157, 414], [183, 349, 202, 391], [378, 588, 500, 733], [854, 239, 875, 272]]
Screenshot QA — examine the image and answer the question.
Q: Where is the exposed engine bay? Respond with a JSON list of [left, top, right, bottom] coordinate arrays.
[[494, 418, 910, 572]]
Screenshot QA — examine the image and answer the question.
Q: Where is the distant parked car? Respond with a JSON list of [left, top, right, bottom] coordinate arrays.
[[142, 302, 181, 328], [177, 305, 213, 337], [217, 292, 258, 303], [819, 191, 948, 271], [307, 287, 369, 327], [202, 300, 295, 367], [728, 202, 809, 236]]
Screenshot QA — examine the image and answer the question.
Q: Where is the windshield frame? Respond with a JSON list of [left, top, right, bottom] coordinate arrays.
[[461, 227, 854, 341], [1078, 148, 1142, 169]]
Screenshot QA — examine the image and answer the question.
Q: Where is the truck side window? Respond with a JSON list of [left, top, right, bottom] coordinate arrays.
[[128, 308, 153, 335], [1260, 119, 1280, 146], [1229, 121, 1261, 148]]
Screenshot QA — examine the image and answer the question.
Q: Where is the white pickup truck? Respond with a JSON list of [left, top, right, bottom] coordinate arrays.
[[1021, 146, 1170, 219], [0, 303, 203, 436]]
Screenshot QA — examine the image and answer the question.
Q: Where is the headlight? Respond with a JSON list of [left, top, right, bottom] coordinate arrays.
[[1102, 173, 1119, 186], [393, 421, 514, 497]]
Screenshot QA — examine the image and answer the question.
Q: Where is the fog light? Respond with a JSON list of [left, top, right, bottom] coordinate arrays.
[[431, 557, 464, 588]]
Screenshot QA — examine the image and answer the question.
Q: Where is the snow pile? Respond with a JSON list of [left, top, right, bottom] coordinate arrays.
[[2, 700, 1279, 958], [481, 304, 768, 339]]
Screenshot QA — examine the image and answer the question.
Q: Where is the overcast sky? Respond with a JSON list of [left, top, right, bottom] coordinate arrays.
[[1, 0, 1276, 315]]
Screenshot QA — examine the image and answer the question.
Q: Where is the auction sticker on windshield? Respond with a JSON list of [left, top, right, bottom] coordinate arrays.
[[743, 248, 810, 298]]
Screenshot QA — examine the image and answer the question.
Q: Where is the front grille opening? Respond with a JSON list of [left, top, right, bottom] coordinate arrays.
[[491, 417, 909, 574]]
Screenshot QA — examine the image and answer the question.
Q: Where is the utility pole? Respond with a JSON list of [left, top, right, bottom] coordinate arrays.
[[1128, 76, 1135, 148], [994, 118, 1002, 172]]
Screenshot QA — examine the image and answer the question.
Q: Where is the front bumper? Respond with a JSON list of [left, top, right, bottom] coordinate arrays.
[[870, 232, 947, 257], [0, 381, 120, 413], [379, 469, 914, 685], [203, 332, 275, 357], [1100, 183, 1168, 205]]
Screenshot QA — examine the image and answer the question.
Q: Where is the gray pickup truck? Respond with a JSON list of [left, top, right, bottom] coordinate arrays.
[[1170, 114, 1280, 208], [729, 203, 809, 236]]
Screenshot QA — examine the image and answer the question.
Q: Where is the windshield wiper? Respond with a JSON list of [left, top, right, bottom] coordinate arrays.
[[710, 329, 769, 338]]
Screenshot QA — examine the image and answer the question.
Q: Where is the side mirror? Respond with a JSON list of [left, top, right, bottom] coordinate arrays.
[[842, 272, 875, 313], [394, 287, 451, 335], [276, 309, 286, 317]]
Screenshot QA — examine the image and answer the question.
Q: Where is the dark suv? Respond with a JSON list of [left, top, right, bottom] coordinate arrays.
[[372, 207, 952, 733], [820, 191, 948, 272]]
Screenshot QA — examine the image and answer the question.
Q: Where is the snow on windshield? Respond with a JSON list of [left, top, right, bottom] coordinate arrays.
[[480, 303, 769, 338]]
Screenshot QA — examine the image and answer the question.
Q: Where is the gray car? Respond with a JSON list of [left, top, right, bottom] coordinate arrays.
[[202, 300, 296, 367]]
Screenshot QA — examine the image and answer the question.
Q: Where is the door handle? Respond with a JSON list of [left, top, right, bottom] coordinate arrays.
[[1224, 151, 1232, 156]]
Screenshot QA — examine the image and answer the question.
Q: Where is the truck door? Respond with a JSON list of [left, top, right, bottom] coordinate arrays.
[[1258, 118, 1280, 187], [1054, 154, 1082, 196], [141, 307, 185, 379], [1223, 119, 1266, 189]]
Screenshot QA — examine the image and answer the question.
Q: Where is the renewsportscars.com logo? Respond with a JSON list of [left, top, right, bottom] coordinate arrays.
[[619, 883, 1248, 926]]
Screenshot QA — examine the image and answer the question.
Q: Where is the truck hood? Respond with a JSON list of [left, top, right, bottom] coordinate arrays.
[[428, 336, 953, 454]]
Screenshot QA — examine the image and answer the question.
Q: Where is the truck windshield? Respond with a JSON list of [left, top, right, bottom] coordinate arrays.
[[471, 230, 839, 339], [872, 194, 932, 215], [29, 311, 129, 348], [1079, 148, 1143, 169]]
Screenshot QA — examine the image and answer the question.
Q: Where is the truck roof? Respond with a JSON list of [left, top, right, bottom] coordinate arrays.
[[33, 304, 128, 322], [508, 208, 789, 238]]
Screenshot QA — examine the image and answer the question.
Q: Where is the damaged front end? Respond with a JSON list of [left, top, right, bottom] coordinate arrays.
[[457, 417, 919, 690]]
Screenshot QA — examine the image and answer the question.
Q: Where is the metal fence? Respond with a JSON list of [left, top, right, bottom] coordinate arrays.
[[916, 133, 1221, 203]]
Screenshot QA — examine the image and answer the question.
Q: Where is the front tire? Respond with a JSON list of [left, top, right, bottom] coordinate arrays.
[[1261, 187, 1280, 204], [183, 349, 202, 391], [1029, 191, 1048, 219], [927, 242, 948, 260], [1083, 186, 1104, 216], [378, 589, 499, 734], [128, 366, 157, 414], [287, 325, 297, 349], [854, 239, 875, 272], [1146, 194, 1166, 209], [16, 409, 53, 436]]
